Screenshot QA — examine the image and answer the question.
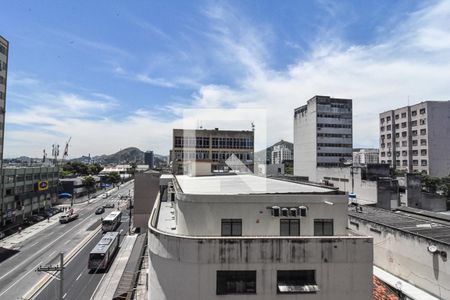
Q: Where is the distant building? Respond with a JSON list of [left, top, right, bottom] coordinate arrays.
[[1, 166, 59, 227], [172, 128, 254, 174], [148, 173, 373, 299], [144, 151, 154, 169], [349, 206, 450, 300], [379, 101, 450, 176], [353, 148, 379, 166], [271, 144, 292, 164], [294, 95, 353, 181]]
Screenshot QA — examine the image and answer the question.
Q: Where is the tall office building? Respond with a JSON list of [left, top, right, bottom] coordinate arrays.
[[353, 148, 379, 166], [0, 35, 9, 225], [294, 96, 353, 181], [172, 128, 254, 174], [144, 150, 154, 169], [379, 101, 450, 177]]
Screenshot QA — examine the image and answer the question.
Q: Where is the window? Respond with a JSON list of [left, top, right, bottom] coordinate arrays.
[[380, 126, 385, 132], [402, 160, 407, 166], [395, 124, 399, 129], [402, 131, 407, 137], [411, 120, 417, 127], [401, 112, 406, 118], [386, 116, 391, 121], [412, 140, 418, 146], [380, 118, 385, 123], [401, 122, 407, 128], [395, 151, 400, 157], [421, 160, 428, 166], [396, 160, 400, 165], [381, 152, 385, 157], [413, 160, 418, 166], [420, 129, 426, 135], [395, 133, 400, 138], [216, 271, 256, 295], [402, 141, 407, 147], [420, 139, 427, 146], [412, 130, 418, 136], [421, 149, 427, 156], [280, 219, 300, 236], [395, 114, 399, 119], [221, 219, 242, 236], [412, 110, 417, 116], [314, 219, 333, 236], [412, 150, 418, 156], [277, 270, 318, 294], [402, 151, 407, 156], [420, 118, 426, 125], [420, 108, 426, 114], [395, 142, 399, 147], [387, 125, 391, 130]]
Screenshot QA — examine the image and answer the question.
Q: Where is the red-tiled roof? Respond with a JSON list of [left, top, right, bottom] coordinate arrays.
[[373, 276, 400, 300]]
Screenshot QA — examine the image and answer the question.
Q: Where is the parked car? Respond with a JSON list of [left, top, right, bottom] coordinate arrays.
[[103, 203, 115, 208], [31, 215, 45, 222], [23, 218, 34, 226], [95, 207, 105, 215]]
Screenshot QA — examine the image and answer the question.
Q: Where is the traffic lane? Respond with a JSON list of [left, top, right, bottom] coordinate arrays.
[[34, 217, 129, 300]]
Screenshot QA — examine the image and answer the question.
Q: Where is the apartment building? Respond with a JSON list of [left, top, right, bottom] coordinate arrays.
[[148, 171, 373, 300], [294, 95, 353, 181], [379, 101, 450, 177], [271, 143, 293, 165], [0, 35, 7, 164], [171, 128, 254, 174], [353, 148, 379, 166]]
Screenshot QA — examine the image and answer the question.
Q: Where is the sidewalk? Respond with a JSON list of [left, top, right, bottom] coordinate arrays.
[[92, 234, 138, 300], [0, 213, 62, 250]]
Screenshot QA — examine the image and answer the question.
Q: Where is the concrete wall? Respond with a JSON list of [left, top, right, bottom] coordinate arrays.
[[173, 193, 349, 236], [134, 171, 160, 229], [406, 173, 449, 212], [148, 229, 373, 300], [427, 101, 450, 177], [294, 102, 317, 180], [349, 215, 450, 299]]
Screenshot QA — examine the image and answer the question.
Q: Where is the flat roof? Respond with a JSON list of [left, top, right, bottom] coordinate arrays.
[[349, 206, 450, 246], [175, 174, 337, 195]]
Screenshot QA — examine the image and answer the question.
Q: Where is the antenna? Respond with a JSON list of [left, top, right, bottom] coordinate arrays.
[[251, 122, 255, 132]]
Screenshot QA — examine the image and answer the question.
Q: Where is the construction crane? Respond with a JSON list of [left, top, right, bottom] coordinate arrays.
[[62, 137, 72, 162]]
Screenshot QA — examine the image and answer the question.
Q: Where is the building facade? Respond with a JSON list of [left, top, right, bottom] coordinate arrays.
[[148, 173, 373, 300], [271, 144, 293, 165], [294, 96, 353, 182], [144, 151, 154, 169], [172, 128, 254, 174], [0, 35, 7, 166], [1, 166, 59, 226], [379, 101, 450, 177], [353, 148, 379, 166]]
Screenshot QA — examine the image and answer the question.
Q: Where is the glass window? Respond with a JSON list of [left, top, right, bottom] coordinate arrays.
[[395, 124, 399, 129], [386, 116, 391, 121], [411, 120, 417, 127], [421, 149, 427, 156], [421, 160, 428, 166], [420, 129, 426, 135], [420, 108, 426, 114], [216, 271, 256, 295], [401, 112, 406, 118], [221, 219, 242, 236], [395, 114, 399, 119], [314, 219, 333, 236], [386, 125, 391, 130], [411, 110, 417, 116], [277, 270, 318, 294], [280, 219, 300, 236], [420, 139, 427, 146]]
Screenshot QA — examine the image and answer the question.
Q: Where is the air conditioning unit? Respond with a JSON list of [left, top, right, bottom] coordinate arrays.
[[299, 206, 308, 217], [271, 206, 280, 217], [290, 208, 298, 217], [281, 207, 289, 217]]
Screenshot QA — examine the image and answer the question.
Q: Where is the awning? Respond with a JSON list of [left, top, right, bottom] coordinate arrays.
[[58, 193, 72, 198]]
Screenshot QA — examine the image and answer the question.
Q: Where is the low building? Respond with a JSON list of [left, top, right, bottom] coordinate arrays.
[[353, 148, 379, 166], [271, 144, 293, 165], [349, 206, 450, 300], [59, 176, 101, 198], [0, 166, 59, 226], [147, 173, 373, 300]]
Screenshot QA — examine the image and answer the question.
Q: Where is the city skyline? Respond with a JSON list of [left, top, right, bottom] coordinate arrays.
[[2, 0, 450, 157]]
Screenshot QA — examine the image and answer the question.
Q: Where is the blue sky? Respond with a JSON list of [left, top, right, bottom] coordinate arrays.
[[2, 0, 450, 157]]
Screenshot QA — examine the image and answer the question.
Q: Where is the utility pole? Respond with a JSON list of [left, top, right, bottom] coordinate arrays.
[[128, 189, 132, 234], [36, 252, 64, 300]]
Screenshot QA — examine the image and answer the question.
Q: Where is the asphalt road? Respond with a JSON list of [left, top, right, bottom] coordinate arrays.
[[0, 180, 134, 300]]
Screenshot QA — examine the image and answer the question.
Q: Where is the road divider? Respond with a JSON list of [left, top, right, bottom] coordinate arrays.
[[22, 224, 102, 300]]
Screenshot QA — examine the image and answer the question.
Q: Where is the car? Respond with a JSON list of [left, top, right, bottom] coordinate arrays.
[[31, 215, 45, 222], [95, 207, 105, 215], [103, 203, 115, 208]]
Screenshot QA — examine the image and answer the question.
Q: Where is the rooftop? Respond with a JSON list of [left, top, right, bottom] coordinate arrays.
[[349, 206, 450, 246], [175, 174, 338, 195]]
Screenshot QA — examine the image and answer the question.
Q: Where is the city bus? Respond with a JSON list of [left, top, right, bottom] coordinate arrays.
[[88, 231, 120, 271], [101, 211, 122, 232]]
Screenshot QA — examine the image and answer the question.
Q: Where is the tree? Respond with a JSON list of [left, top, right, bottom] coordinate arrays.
[[107, 172, 121, 184], [82, 176, 97, 198], [421, 175, 441, 193]]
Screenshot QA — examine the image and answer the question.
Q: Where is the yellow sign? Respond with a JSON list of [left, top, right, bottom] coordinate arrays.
[[38, 180, 49, 191]]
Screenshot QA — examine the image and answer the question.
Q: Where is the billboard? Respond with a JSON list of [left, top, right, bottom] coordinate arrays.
[[38, 180, 49, 191]]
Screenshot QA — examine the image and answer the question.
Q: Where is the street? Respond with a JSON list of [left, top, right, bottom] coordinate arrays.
[[0, 180, 134, 300]]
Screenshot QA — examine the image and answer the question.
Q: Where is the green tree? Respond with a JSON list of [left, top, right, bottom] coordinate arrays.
[[82, 175, 97, 198], [421, 175, 441, 193], [107, 172, 121, 184]]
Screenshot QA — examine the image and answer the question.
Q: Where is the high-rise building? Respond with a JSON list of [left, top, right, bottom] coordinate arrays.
[[379, 101, 450, 176], [172, 128, 254, 174], [294, 96, 353, 181], [271, 144, 293, 165], [144, 150, 154, 169], [0, 35, 9, 226], [353, 148, 379, 166]]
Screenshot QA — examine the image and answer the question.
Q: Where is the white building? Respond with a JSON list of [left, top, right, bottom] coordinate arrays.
[[148, 173, 373, 300], [379, 101, 450, 176], [294, 96, 353, 182], [353, 148, 379, 166], [271, 144, 293, 165]]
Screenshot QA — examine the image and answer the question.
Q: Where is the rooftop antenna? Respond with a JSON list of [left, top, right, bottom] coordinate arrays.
[[251, 122, 255, 132]]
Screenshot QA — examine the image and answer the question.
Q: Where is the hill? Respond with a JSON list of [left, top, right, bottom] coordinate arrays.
[[71, 147, 167, 165], [254, 140, 293, 164]]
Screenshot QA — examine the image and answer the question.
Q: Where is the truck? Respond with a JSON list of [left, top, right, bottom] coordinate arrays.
[[59, 209, 79, 224]]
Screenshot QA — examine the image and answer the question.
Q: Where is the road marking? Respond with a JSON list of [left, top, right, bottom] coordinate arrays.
[[0, 261, 42, 297], [0, 216, 95, 281], [29, 241, 39, 248], [49, 251, 56, 257], [63, 292, 67, 298], [75, 272, 83, 281], [89, 272, 107, 300], [64, 240, 71, 245]]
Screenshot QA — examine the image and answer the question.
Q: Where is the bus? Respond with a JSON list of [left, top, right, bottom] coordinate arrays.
[[102, 211, 122, 232], [88, 232, 120, 271]]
